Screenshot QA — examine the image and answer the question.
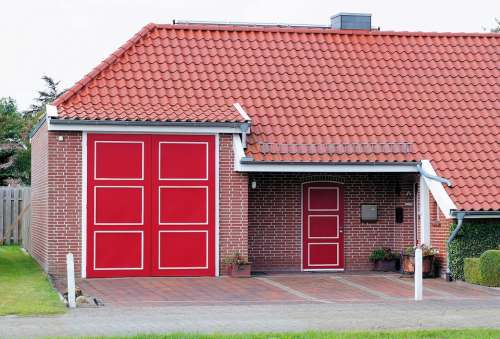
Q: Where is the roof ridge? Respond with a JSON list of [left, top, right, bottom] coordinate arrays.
[[156, 23, 500, 38], [53, 23, 157, 107]]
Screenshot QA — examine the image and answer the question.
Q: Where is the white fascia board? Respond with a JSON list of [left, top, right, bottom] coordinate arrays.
[[46, 104, 58, 117], [232, 134, 418, 173], [48, 120, 242, 134], [239, 162, 419, 173], [420, 160, 457, 219], [233, 134, 245, 171]]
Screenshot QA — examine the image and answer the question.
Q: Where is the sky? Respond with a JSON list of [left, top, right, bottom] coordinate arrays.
[[1, 0, 499, 111]]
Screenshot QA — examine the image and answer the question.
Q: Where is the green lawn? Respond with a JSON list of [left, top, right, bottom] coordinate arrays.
[[0, 245, 65, 315], [67, 329, 500, 339]]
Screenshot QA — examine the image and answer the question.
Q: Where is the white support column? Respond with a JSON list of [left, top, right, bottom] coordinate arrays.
[[66, 253, 76, 308], [419, 176, 431, 246], [415, 175, 431, 301], [414, 247, 423, 301]]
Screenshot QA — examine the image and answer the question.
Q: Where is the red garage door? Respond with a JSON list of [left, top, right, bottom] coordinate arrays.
[[87, 134, 215, 278], [302, 182, 344, 271]]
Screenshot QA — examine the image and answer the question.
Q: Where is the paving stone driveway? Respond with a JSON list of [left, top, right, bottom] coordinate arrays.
[[75, 273, 500, 307], [2, 274, 500, 338]]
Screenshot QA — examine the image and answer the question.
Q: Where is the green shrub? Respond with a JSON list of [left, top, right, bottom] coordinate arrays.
[[479, 250, 500, 287], [448, 220, 500, 280], [464, 258, 482, 284]]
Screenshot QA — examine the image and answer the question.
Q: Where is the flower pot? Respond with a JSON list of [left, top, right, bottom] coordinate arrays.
[[372, 259, 398, 272], [228, 263, 252, 278], [402, 255, 434, 275]]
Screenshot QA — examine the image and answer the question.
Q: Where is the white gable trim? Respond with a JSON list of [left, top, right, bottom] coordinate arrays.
[[420, 160, 457, 219]]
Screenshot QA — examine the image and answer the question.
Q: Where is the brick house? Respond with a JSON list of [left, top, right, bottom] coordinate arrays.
[[30, 14, 499, 279]]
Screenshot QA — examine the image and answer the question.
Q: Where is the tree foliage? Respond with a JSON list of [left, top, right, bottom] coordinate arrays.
[[491, 18, 500, 33], [0, 76, 64, 185]]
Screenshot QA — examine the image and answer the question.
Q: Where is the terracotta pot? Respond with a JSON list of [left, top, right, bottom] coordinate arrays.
[[402, 255, 434, 275], [372, 259, 398, 272], [228, 263, 252, 278]]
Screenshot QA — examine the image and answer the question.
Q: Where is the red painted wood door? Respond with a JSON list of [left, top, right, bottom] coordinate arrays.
[[151, 135, 215, 276], [87, 134, 152, 277], [87, 134, 215, 278], [302, 182, 344, 270]]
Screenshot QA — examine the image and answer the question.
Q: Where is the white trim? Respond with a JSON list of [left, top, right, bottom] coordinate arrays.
[[303, 268, 345, 272], [93, 231, 144, 270], [308, 215, 339, 239], [420, 160, 456, 219], [48, 121, 242, 134], [81, 132, 87, 278], [215, 134, 220, 276], [93, 186, 144, 225], [46, 104, 58, 117], [239, 162, 419, 173], [307, 243, 340, 267], [419, 176, 431, 246], [158, 142, 208, 180], [233, 103, 251, 122], [157, 230, 209, 270], [158, 186, 209, 225], [308, 187, 339, 211], [233, 134, 245, 171], [94, 141, 144, 180]]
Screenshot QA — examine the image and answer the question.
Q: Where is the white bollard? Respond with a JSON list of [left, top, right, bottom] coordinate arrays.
[[414, 247, 423, 301], [66, 253, 76, 308]]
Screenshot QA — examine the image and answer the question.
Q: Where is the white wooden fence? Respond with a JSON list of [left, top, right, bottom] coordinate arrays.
[[0, 187, 31, 250]]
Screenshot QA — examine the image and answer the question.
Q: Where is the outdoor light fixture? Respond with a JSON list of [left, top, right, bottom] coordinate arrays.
[[251, 180, 257, 189]]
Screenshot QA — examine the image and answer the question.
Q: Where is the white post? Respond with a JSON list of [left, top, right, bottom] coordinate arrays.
[[419, 176, 430, 246], [415, 176, 430, 301], [415, 247, 423, 301], [66, 253, 76, 308]]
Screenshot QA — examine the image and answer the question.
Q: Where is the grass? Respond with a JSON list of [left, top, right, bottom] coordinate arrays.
[[65, 329, 500, 339], [0, 245, 65, 316]]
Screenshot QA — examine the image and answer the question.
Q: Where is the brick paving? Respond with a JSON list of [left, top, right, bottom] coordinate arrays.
[[72, 273, 500, 307], [2, 274, 500, 338]]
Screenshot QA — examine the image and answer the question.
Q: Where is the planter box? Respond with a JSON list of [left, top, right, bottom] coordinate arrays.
[[402, 255, 434, 276], [372, 259, 398, 272], [227, 263, 252, 278]]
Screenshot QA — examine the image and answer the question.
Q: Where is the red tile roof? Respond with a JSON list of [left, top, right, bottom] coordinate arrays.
[[53, 23, 499, 211]]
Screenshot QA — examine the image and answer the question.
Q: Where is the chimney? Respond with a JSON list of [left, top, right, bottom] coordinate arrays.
[[330, 13, 371, 30]]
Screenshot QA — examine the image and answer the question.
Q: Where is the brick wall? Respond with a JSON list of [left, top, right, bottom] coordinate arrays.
[[30, 122, 49, 271], [218, 134, 249, 274], [248, 173, 417, 271], [46, 131, 82, 278], [429, 198, 453, 274]]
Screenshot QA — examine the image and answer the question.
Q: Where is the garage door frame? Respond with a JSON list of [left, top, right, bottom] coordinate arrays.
[[80, 131, 220, 278]]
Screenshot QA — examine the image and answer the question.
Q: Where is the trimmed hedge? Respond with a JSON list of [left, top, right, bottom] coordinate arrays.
[[448, 220, 500, 281], [464, 258, 482, 284], [479, 250, 500, 287]]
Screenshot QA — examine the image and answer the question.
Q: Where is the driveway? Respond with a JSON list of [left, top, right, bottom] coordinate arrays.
[[74, 273, 500, 306], [2, 273, 500, 338]]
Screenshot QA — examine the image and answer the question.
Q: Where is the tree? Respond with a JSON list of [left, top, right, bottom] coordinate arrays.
[[0, 98, 27, 184], [0, 76, 64, 185], [491, 18, 500, 33], [23, 75, 65, 120]]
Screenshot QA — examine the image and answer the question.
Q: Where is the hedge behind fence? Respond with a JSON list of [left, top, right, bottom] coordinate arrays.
[[448, 220, 500, 281]]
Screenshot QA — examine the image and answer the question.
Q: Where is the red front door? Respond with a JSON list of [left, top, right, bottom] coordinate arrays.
[[302, 182, 344, 270], [87, 134, 215, 278]]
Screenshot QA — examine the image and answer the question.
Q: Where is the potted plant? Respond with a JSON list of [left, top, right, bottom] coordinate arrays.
[[402, 245, 438, 276], [369, 247, 398, 271], [224, 252, 251, 278]]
